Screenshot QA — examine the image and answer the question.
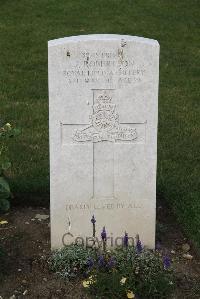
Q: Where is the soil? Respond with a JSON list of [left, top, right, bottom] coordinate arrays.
[[0, 205, 200, 299]]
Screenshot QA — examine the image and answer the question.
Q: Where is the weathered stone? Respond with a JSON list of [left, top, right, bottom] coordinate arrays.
[[182, 243, 190, 253], [35, 214, 49, 221], [183, 253, 193, 260], [48, 34, 159, 249]]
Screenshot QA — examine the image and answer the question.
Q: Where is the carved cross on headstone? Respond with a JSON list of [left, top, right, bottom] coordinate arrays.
[[62, 89, 146, 200]]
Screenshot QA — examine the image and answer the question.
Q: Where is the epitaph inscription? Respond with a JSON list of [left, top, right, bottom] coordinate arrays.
[[66, 201, 142, 211]]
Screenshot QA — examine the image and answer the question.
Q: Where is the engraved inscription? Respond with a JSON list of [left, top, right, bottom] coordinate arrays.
[[73, 91, 137, 143], [66, 201, 142, 211], [62, 50, 146, 85]]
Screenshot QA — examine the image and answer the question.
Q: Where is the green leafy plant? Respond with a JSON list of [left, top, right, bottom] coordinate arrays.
[[49, 244, 96, 280], [50, 243, 174, 298], [81, 246, 174, 299], [87, 270, 125, 298], [49, 217, 174, 298], [0, 122, 20, 212]]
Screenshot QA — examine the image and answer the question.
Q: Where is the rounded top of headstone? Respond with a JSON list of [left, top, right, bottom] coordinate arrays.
[[48, 34, 159, 48]]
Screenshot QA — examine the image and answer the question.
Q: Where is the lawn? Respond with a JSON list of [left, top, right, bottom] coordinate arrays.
[[0, 0, 199, 246]]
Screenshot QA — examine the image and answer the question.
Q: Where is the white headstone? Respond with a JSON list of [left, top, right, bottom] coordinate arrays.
[[48, 34, 159, 249]]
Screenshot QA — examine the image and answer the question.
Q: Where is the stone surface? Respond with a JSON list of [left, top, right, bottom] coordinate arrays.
[[182, 243, 190, 253], [183, 253, 193, 260], [48, 34, 159, 249], [35, 214, 49, 220]]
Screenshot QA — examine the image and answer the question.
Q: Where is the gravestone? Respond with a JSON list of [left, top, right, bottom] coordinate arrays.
[[48, 34, 159, 249]]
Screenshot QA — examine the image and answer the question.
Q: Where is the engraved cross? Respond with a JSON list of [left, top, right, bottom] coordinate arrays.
[[62, 89, 146, 200]]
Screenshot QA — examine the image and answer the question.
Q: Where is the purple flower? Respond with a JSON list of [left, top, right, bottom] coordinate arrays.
[[136, 238, 143, 253], [101, 226, 107, 241], [123, 232, 129, 247], [163, 255, 171, 269], [107, 256, 116, 269], [91, 215, 96, 224], [98, 255, 105, 267], [86, 257, 94, 268]]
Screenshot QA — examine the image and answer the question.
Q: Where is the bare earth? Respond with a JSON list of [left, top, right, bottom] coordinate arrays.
[[0, 205, 200, 299]]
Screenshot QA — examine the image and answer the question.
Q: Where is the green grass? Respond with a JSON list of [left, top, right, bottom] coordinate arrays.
[[0, 1, 200, 245]]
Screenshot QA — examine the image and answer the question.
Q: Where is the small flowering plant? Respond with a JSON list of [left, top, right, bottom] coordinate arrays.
[[95, 223, 173, 298], [84, 244, 174, 298], [49, 244, 96, 279], [0, 121, 20, 212], [101, 226, 107, 252], [49, 216, 175, 298]]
